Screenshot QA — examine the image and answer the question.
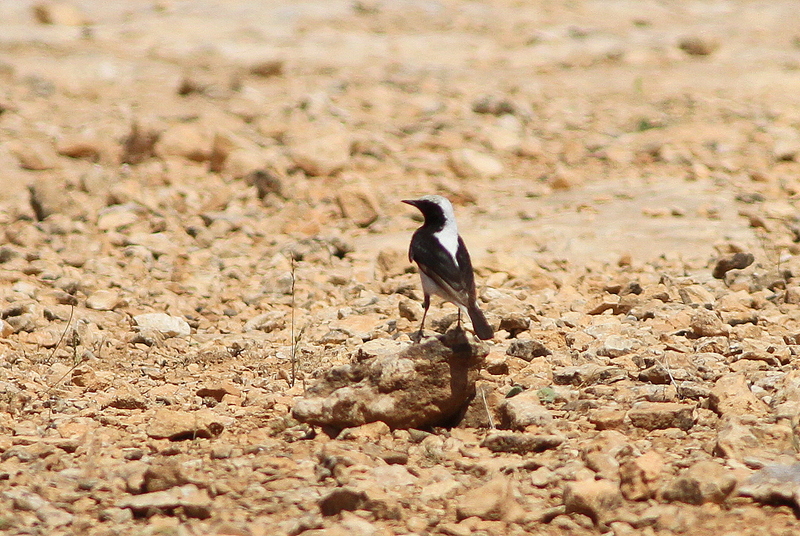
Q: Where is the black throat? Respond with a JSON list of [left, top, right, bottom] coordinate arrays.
[[413, 200, 446, 232]]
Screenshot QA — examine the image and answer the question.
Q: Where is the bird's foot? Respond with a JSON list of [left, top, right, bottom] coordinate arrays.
[[411, 330, 425, 344]]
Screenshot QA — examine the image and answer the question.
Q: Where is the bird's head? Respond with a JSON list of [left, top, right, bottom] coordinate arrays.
[[402, 195, 456, 229]]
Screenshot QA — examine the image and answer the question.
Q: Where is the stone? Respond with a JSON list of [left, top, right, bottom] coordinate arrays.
[[689, 308, 728, 337], [118, 484, 211, 518], [714, 417, 760, 460], [449, 148, 503, 179], [249, 58, 284, 77], [155, 123, 212, 162], [319, 488, 367, 516], [0, 319, 14, 338], [661, 460, 736, 505], [248, 168, 285, 199], [7, 140, 58, 170], [145, 408, 230, 440], [142, 459, 189, 493], [506, 339, 550, 361], [619, 451, 664, 501], [588, 409, 626, 430], [86, 289, 121, 311], [32, 1, 86, 25], [712, 252, 754, 279], [563, 479, 622, 526], [56, 134, 108, 162], [196, 381, 242, 402], [336, 185, 380, 227], [480, 432, 564, 454], [289, 123, 351, 176], [455, 476, 523, 522], [292, 335, 487, 430], [499, 390, 553, 430], [29, 178, 71, 220], [709, 373, 769, 417], [739, 463, 800, 508], [133, 313, 191, 338], [678, 35, 719, 56], [627, 402, 695, 431], [597, 335, 635, 357], [121, 120, 160, 164], [497, 312, 530, 337]]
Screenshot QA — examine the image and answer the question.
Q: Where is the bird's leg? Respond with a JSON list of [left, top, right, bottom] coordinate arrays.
[[415, 294, 430, 342], [457, 309, 462, 330]]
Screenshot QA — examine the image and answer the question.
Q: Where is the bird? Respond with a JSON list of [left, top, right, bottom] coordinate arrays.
[[402, 195, 494, 340]]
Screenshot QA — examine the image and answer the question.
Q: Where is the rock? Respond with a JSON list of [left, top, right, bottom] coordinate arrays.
[[146, 408, 229, 440], [506, 339, 550, 361], [472, 95, 517, 116], [678, 35, 719, 56], [563, 479, 622, 526], [497, 312, 530, 337], [689, 308, 728, 337], [142, 459, 189, 493], [319, 488, 367, 516], [249, 58, 284, 77], [118, 484, 211, 519], [553, 364, 627, 386], [480, 432, 564, 454], [196, 381, 242, 402], [449, 148, 503, 179], [7, 140, 58, 170], [292, 335, 487, 429], [32, 1, 86, 25], [714, 417, 760, 460], [713, 252, 754, 279], [619, 451, 664, 501], [155, 123, 211, 162], [56, 134, 108, 161], [243, 311, 285, 333], [336, 185, 380, 227], [597, 335, 635, 357], [499, 390, 553, 430], [133, 313, 191, 338], [739, 463, 800, 508], [709, 373, 769, 417], [289, 123, 351, 176], [628, 402, 695, 431], [455, 476, 523, 522], [121, 120, 160, 164], [588, 409, 626, 430], [29, 178, 71, 220], [248, 168, 285, 199], [662, 460, 736, 505], [86, 289, 121, 311], [0, 319, 14, 338]]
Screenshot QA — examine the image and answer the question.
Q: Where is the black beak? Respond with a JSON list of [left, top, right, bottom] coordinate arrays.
[[401, 199, 418, 207]]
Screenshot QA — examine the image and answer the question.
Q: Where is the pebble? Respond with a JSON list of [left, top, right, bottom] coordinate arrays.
[[506, 339, 550, 361], [455, 475, 523, 522], [499, 390, 554, 430], [480, 432, 564, 454], [661, 460, 736, 505], [336, 185, 380, 227], [86, 289, 121, 311], [710, 373, 769, 417], [118, 484, 211, 518]]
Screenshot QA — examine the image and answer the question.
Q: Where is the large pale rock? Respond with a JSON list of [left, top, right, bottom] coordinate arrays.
[[563, 479, 622, 526], [336, 185, 380, 227], [133, 313, 191, 338], [449, 148, 503, 179], [499, 390, 553, 430], [661, 460, 736, 505], [292, 334, 488, 429], [455, 475, 523, 522], [709, 373, 769, 417]]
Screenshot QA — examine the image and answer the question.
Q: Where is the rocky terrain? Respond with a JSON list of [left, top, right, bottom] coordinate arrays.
[[3, 0, 800, 535]]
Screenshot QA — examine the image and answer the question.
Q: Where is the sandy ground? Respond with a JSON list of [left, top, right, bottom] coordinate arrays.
[[2, 1, 800, 535]]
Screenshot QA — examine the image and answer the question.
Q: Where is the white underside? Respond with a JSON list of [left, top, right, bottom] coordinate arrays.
[[420, 271, 468, 311]]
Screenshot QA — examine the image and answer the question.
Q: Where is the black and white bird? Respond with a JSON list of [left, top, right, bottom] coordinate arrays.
[[402, 195, 494, 340]]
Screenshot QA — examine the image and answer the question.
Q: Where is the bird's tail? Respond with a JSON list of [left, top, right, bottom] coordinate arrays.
[[468, 302, 494, 340]]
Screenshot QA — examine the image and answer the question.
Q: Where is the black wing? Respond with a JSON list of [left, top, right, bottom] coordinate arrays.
[[410, 230, 475, 304]]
